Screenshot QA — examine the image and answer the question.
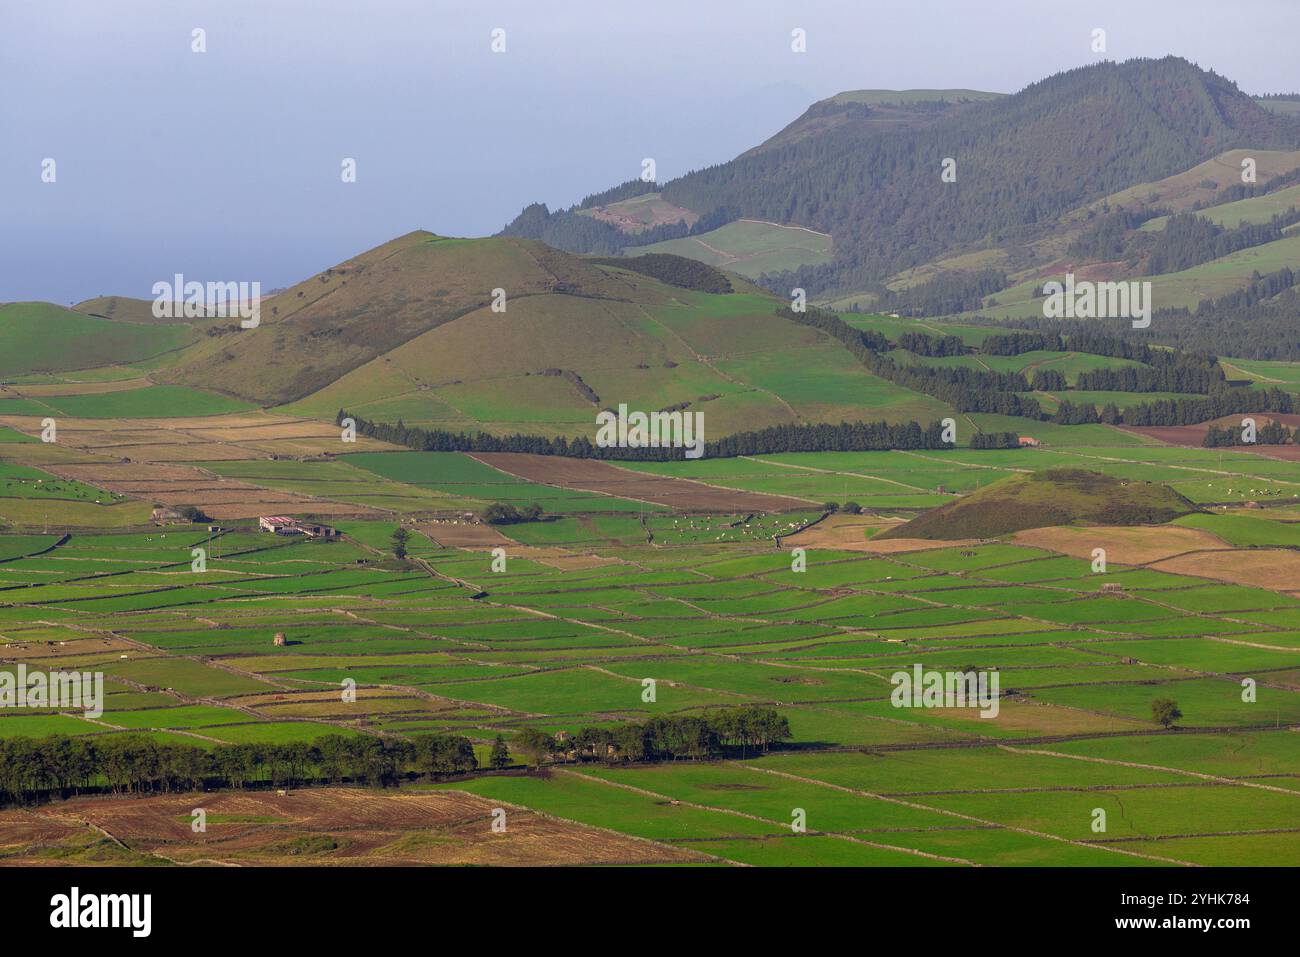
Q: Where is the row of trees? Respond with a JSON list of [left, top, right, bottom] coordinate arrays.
[[1051, 400, 1104, 425], [0, 733, 479, 807], [897, 331, 966, 357], [1074, 354, 1223, 394], [1203, 421, 1295, 446], [340, 410, 969, 460], [1, 707, 801, 807], [869, 355, 1042, 416], [1120, 387, 1296, 427], [514, 707, 792, 766]]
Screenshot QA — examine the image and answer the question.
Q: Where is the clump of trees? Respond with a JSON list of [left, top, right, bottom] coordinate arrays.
[[873, 269, 1008, 317], [1030, 369, 1067, 392], [590, 254, 733, 294], [481, 503, 543, 525], [897, 331, 966, 357], [391, 526, 410, 559], [969, 431, 1022, 449]]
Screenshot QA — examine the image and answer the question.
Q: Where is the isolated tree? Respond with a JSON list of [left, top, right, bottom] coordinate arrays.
[[489, 735, 510, 770], [1151, 697, 1182, 729], [391, 526, 410, 560]]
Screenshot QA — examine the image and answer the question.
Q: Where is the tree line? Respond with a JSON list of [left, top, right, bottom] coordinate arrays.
[[0, 732, 478, 807], [338, 410, 973, 460], [897, 331, 966, 357], [1118, 387, 1296, 427], [0, 707, 803, 807], [1074, 354, 1223, 394], [513, 707, 792, 766], [1203, 420, 1295, 446]]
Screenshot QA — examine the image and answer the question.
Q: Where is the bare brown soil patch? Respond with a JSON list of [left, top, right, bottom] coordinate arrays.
[[1012, 524, 1230, 564], [0, 788, 704, 866], [470, 452, 809, 512], [0, 413, 401, 520], [1150, 548, 1300, 591], [418, 520, 622, 570], [963, 698, 1152, 735], [0, 636, 135, 659], [781, 513, 896, 549], [422, 521, 515, 548], [782, 514, 978, 553]]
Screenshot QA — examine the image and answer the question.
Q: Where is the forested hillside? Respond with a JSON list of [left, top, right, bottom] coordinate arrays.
[[499, 58, 1300, 299]]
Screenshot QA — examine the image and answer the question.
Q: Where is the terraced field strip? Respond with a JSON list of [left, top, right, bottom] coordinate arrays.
[[469, 452, 812, 512]]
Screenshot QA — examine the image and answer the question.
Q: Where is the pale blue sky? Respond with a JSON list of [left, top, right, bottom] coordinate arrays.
[[3, 0, 1297, 303]]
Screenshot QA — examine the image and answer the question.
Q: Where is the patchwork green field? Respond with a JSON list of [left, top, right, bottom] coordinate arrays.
[[629, 220, 834, 279], [2, 488, 1296, 866]]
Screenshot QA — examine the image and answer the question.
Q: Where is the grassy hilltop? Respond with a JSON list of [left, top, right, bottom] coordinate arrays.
[[881, 469, 1199, 540]]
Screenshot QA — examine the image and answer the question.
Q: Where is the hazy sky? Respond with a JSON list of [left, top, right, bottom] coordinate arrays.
[[4, 0, 1298, 304]]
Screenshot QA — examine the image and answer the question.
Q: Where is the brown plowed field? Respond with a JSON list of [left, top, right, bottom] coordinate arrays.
[[780, 513, 974, 553], [470, 452, 809, 512], [1150, 548, 1300, 592], [1012, 524, 1230, 564], [0, 787, 706, 866], [0, 413, 395, 519]]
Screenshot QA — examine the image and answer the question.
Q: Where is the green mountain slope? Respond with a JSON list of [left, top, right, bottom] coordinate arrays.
[[0, 302, 200, 378], [156, 232, 639, 406], [504, 58, 1300, 301], [276, 243, 952, 436]]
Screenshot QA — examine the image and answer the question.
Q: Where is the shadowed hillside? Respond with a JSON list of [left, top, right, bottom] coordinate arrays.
[[879, 468, 1198, 540], [156, 232, 638, 406]]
